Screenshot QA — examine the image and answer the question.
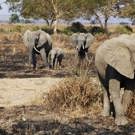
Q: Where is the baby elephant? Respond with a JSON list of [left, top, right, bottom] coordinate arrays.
[[48, 48, 64, 69]]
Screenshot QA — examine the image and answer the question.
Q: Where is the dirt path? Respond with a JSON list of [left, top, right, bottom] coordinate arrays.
[[0, 77, 62, 107]]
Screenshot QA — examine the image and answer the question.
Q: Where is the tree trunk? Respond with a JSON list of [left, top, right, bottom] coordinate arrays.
[[44, 19, 54, 28], [53, 16, 58, 34], [94, 11, 109, 36], [104, 17, 109, 36], [94, 12, 104, 28], [45, 19, 50, 26], [50, 19, 55, 27]]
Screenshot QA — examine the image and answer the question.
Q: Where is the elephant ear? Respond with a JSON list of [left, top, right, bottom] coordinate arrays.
[[23, 30, 32, 47], [71, 33, 78, 47], [105, 46, 134, 79], [85, 33, 94, 48]]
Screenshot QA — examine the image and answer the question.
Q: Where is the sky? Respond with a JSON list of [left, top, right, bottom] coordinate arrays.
[[0, 0, 11, 21], [0, 0, 132, 24]]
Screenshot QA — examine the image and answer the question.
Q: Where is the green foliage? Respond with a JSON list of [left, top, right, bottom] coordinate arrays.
[[31, 26, 40, 31], [61, 28, 73, 35], [9, 14, 20, 23], [120, 0, 135, 19], [114, 25, 133, 34], [14, 25, 22, 32], [88, 26, 106, 35], [0, 28, 5, 33], [40, 26, 54, 35], [66, 22, 87, 33]]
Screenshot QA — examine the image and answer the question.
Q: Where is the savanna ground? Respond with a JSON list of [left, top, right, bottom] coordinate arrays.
[[0, 23, 134, 135]]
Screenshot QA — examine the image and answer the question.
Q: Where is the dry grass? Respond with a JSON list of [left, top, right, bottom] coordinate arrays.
[[0, 32, 22, 43], [127, 94, 135, 121], [52, 33, 72, 50], [44, 76, 102, 112]]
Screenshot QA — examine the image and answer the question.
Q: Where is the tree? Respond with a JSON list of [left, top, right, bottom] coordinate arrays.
[[9, 13, 20, 23], [81, 0, 118, 34], [0, 1, 7, 10], [120, 0, 135, 21], [7, 0, 79, 33]]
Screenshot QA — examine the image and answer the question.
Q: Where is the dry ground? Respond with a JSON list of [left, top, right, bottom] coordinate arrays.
[[0, 29, 134, 135]]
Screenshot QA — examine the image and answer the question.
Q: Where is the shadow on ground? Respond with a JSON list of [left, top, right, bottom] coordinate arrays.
[[10, 118, 135, 135], [0, 51, 96, 79]]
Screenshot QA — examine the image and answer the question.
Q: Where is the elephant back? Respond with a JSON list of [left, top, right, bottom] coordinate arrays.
[[96, 37, 135, 79], [37, 30, 52, 46]]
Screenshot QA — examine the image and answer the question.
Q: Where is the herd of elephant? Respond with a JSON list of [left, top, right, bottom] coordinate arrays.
[[23, 29, 135, 126], [23, 29, 94, 70]]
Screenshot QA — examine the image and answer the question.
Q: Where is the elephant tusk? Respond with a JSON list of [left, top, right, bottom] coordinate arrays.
[[34, 46, 40, 54]]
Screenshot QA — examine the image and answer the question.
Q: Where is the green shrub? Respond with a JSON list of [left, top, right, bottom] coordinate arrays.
[[66, 22, 87, 33], [88, 26, 105, 35], [0, 28, 5, 33], [114, 25, 133, 34], [60, 28, 73, 35], [41, 26, 53, 34], [14, 25, 22, 32], [32, 26, 40, 31]]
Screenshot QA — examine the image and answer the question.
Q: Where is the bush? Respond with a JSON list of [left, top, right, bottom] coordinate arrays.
[[114, 25, 133, 34], [124, 25, 133, 32], [127, 94, 135, 121], [41, 26, 54, 34], [59, 28, 72, 35], [66, 22, 87, 33], [32, 26, 40, 31], [9, 13, 20, 23], [14, 25, 22, 32], [44, 77, 101, 112], [88, 26, 105, 35]]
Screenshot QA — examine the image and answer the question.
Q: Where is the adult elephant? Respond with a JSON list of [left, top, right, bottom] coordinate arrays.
[[71, 33, 94, 67], [95, 34, 135, 125], [23, 29, 52, 69]]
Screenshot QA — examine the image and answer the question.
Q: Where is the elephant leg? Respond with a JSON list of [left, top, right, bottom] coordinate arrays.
[[40, 49, 47, 67], [28, 49, 33, 67], [32, 50, 37, 69], [55, 58, 59, 69], [122, 90, 133, 114], [109, 79, 128, 125], [58, 59, 62, 69], [85, 52, 89, 67], [51, 57, 55, 69], [102, 87, 110, 117]]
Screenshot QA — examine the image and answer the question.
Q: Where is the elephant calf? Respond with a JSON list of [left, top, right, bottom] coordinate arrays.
[[23, 29, 52, 69], [95, 34, 135, 125], [48, 48, 64, 69]]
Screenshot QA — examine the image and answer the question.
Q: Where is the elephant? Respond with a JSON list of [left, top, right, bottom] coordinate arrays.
[[48, 47, 64, 69], [71, 33, 94, 68], [23, 29, 52, 69], [95, 34, 135, 125]]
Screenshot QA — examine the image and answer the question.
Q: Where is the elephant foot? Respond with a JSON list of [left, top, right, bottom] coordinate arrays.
[[115, 116, 128, 125], [101, 110, 110, 117]]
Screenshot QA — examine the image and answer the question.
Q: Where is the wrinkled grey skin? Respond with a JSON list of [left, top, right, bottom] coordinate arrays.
[[71, 33, 94, 66], [23, 29, 52, 69], [48, 48, 64, 69], [95, 34, 135, 125]]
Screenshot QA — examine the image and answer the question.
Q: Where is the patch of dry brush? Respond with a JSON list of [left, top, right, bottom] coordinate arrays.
[[44, 77, 102, 112], [127, 94, 135, 121]]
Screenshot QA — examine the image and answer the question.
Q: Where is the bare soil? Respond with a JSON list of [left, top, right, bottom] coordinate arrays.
[[0, 32, 134, 135]]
